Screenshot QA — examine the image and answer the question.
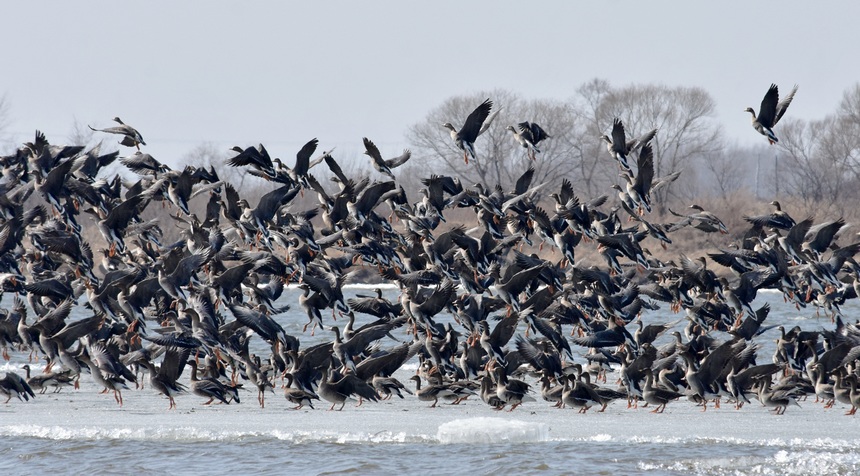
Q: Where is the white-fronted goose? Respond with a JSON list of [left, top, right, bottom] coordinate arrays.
[[140, 346, 189, 410], [21, 364, 75, 394], [227, 144, 276, 178], [668, 204, 729, 234], [0, 371, 35, 403], [507, 121, 550, 161], [745, 84, 798, 144], [643, 369, 683, 413], [283, 372, 319, 409], [564, 372, 604, 413], [442, 98, 493, 164], [363, 137, 411, 179], [600, 119, 656, 171], [624, 142, 654, 215], [410, 374, 457, 408], [187, 359, 238, 405], [89, 117, 146, 150], [756, 378, 802, 415], [81, 341, 133, 406], [491, 364, 534, 412], [743, 200, 796, 230], [372, 375, 413, 400]]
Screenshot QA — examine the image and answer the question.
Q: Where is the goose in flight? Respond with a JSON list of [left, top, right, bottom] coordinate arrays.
[[362, 137, 411, 179], [745, 84, 798, 144], [442, 98, 493, 164], [507, 121, 550, 160], [89, 117, 146, 150], [600, 118, 656, 171]]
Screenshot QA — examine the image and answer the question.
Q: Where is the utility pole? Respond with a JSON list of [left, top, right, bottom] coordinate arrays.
[[755, 153, 760, 200], [774, 153, 779, 198]]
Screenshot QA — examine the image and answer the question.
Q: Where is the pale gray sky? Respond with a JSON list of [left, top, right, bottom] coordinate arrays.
[[2, 1, 857, 166]]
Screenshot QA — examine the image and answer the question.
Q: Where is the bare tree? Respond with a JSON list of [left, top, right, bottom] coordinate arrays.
[[833, 84, 860, 187], [700, 146, 748, 200], [595, 83, 724, 208], [0, 94, 11, 152], [67, 117, 97, 147], [408, 82, 725, 212], [568, 79, 619, 197], [742, 84, 860, 214], [407, 89, 580, 192], [778, 117, 850, 208], [838, 83, 860, 126]]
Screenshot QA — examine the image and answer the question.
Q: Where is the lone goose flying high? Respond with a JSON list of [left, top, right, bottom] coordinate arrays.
[[745, 84, 798, 144]]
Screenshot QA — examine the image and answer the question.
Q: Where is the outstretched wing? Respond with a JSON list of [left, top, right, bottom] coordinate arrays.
[[459, 99, 493, 143]]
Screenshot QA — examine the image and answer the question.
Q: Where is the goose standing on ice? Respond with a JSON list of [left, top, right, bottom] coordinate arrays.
[[410, 374, 457, 408]]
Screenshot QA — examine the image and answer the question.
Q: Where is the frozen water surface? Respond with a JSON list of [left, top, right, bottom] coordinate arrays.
[[2, 288, 859, 475]]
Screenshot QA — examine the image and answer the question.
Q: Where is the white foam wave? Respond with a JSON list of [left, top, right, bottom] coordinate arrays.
[[436, 417, 547, 444], [788, 314, 824, 321], [626, 434, 686, 444], [272, 429, 429, 444], [548, 434, 860, 451], [0, 425, 431, 444], [682, 436, 859, 451], [0, 362, 29, 372], [400, 362, 419, 372], [638, 449, 860, 476]]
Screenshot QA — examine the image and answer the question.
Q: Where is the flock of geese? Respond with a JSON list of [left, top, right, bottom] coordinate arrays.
[[4, 83, 860, 417]]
